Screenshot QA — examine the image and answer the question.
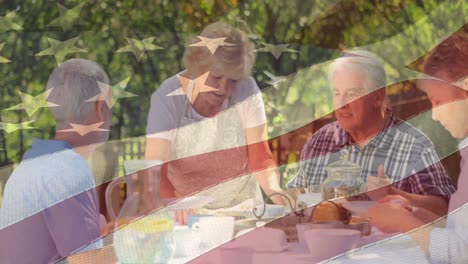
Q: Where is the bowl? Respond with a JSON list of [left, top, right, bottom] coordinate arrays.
[[296, 222, 345, 247], [304, 228, 360, 260]]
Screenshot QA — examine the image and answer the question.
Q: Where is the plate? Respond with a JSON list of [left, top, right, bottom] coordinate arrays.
[[342, 201, 377, 216]]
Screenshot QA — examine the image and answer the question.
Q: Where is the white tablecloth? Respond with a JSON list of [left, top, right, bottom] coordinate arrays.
[[171, 230, 429, 264], [324, 233, 430, 264]]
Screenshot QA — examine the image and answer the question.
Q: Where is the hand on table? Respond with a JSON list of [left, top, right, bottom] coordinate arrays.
[[100, 221, 115, 237], [378, 195, 412, 210], [365, 201, 424, 233], [99, 214, 115, 236]]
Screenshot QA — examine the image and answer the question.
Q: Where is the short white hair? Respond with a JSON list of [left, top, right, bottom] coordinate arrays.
[[328, 50, 386, 92], [46, 59, 109, 123]]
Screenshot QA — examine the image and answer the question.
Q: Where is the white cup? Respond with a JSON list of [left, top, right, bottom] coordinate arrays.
[[192, 216, 235, 250], [173, 226, 201, 258], [298, 193, 322, 207], [296, 222, 345, 247], [254, 204, 285, 218], [304, 228, 360, 260]]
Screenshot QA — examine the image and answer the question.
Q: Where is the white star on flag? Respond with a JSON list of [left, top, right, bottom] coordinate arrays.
[[256, 42, 298, 60], [0, 120, 36, 133], [0, 11, 22, 32], [263, 70, 285, 86], [115, 37, 163, 62], [452, 76, 467, 90], [58, 122, 109, 136], [5, 89, 59, 117], [35, 36, 87, 65], [0, 42, 10, 63], [86, 77, 136, 109], [167, 72, 218, 104], [47, 2, 86, 31], [189, 36, 235, 54]]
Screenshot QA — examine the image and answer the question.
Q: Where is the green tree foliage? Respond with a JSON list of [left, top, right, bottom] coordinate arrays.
[[0, 0, 464, 168]]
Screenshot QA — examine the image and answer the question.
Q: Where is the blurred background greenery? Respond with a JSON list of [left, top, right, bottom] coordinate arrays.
[[0, 0, 464, 186]]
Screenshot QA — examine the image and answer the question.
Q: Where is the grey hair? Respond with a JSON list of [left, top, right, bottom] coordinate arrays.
[[328, 50, 387, 93], [46, 59, 109, 123]]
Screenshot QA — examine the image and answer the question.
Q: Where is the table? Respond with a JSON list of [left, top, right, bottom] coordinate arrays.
[[69, 212, 430, 264], [69, 228, 429, 264], [324, 234, 430, 263], [206, 229, 429, 264]]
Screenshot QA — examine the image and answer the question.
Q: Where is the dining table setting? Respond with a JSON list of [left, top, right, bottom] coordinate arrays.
[[68, 188, 432, 264], [67, 156, 434, 263], [184, 196, 429, 264]]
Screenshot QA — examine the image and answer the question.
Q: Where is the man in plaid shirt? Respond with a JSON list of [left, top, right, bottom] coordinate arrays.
[[288, 50, 455, 215]]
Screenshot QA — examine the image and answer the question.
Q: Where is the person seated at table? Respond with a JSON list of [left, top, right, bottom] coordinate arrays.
[[144, 21, 285, 210], [367, 30, 468, 263], [0, 59, 112, 263], [288, 50, 455, 216]]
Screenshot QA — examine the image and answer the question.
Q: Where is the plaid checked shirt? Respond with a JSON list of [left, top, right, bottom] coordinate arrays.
[[288, 113, 456, 201]]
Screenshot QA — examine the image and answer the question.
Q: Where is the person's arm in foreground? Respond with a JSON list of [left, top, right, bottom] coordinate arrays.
[[367, 198, 468, 263], [246, 124, 288, 205], [367, 165, 449, 216]]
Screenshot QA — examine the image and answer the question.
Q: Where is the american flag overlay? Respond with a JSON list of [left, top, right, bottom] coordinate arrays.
[[0, 1, 466, 263]]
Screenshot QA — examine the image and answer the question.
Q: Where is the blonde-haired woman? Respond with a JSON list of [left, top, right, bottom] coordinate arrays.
[[145, 22, 284, 217]]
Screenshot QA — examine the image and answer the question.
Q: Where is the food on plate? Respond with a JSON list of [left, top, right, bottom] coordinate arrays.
[[311, 201, 352, 224]]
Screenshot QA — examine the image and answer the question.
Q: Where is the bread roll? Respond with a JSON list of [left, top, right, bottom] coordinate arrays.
[[311, 202, 352, 223]]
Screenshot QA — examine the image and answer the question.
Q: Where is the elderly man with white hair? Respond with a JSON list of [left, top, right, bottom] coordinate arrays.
[[0, 59, 111, 263], [288, 50, 455, 215]]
